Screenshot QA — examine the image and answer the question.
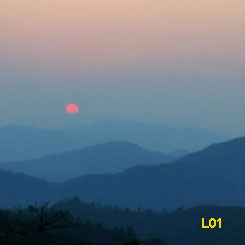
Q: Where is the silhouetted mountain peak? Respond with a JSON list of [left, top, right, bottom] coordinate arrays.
[[176, 136, 245, 165], [2, 135, 245, 211], [1, 141, 171, 182], [0, 122, 225, 161]]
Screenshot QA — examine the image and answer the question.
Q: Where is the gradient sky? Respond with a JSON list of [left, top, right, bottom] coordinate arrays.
[[0, 0, 245, 135]]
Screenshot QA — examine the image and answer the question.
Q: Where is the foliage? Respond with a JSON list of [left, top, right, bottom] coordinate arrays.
[[58, 197, 245, 245], [0, 202, 137, 244]]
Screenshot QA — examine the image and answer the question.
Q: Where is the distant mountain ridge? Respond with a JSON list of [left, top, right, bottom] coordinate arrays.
[[0, 141, 172, 182], [0, 122, 225, 161], [1, 137, 245, 210], [73, 121, 226, 153], [0, 125, 85, 161], [63, 137, 245, 210]]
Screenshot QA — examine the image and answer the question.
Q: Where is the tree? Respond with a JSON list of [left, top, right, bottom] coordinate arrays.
[[28, 202, 75, 236], [124, 239, 144, 245], [1, 202, 75, 244]]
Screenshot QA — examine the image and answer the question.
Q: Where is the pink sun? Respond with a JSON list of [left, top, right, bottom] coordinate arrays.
[[66, 104, 79, 114]]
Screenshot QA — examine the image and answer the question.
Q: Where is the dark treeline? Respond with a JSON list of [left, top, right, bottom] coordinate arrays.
[[0, 202, 164, 245], [57, 197, 245, 245], [2, 198, 245, 244]]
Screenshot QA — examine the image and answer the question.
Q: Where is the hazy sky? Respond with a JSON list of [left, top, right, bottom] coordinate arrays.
[[0, 0, 245, 136]]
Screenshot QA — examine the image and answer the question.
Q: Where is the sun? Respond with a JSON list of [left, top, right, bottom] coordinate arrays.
[[66, 104, 79, 114]]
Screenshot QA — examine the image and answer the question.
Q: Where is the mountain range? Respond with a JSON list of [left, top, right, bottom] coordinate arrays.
[[0, 122, 225, 161], [0, 141, 172, 182], [1, 137, 245, 210], [71, 121, 226, 154]]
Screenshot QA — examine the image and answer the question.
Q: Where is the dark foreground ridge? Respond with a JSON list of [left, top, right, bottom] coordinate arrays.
[[0, 202, 161, 245], [56, 197, 245, 245], [2, 198, 245, 245]]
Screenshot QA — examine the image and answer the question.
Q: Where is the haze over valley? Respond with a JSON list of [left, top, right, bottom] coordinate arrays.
[[1, 0, 245, 244]]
